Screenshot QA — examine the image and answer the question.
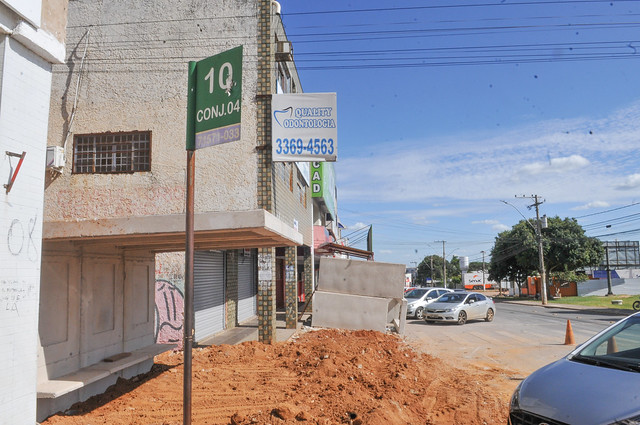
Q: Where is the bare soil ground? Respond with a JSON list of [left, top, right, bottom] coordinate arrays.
[[42, 327, 514, 425]]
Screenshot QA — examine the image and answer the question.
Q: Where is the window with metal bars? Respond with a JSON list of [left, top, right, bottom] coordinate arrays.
[[73, 131, 151, 174]]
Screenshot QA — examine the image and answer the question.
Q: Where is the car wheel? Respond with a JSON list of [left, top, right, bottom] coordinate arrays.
[[457, 311, 467, 325], [415, 307, 424, 319], [633, 300, 640, 311], [485, 308, 494, 322]]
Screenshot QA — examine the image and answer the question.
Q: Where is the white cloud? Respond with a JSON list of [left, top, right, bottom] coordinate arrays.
[[492, 224, 511, 232], [520, 155, 590, 176], [470, 219, 509, 232], [572, 201, 611, 210], [346, 222, 369, 230], [473, 219, 500, 225], [616, 174, 640, 190]]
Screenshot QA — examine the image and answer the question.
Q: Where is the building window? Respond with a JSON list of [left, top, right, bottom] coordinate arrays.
[[73, 131, 151, 174]]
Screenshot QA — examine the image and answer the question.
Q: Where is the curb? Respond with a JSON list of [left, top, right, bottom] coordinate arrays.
[[495, 298, 635, 316]]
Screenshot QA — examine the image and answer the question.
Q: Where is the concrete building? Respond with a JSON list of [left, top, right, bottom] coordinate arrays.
[[0, 0, 68, 423], [38, 0, 312, 420]]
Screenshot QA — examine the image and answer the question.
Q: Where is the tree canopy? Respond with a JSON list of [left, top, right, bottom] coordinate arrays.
[[415, 255, 460, 286], [488, 215, 604, 287]]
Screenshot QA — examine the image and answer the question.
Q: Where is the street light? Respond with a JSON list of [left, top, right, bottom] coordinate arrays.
[[500, 199, 548, 305]]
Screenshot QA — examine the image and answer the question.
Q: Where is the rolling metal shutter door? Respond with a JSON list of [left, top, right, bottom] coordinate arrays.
[[237, 251, 257, 323], [194, 251, 225, 342]]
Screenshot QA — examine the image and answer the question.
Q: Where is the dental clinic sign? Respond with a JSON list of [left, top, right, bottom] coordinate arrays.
[[272, 93, 337, 162]]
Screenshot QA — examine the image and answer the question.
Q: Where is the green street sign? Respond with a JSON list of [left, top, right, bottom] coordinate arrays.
[[186, 45, 242, 150]]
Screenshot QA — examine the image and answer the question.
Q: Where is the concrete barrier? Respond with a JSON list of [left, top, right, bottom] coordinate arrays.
[[312, 257, 406, 334]]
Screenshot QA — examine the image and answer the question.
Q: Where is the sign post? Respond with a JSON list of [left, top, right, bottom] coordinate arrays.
[[184, 46, 242, 425]]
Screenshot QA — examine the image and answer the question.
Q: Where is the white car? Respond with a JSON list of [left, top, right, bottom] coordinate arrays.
[[405, 287, 453, 319], [424, 291, 496, 325]]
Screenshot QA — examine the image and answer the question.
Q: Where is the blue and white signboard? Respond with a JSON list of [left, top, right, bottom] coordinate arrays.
[[272, 93, 337, 162]]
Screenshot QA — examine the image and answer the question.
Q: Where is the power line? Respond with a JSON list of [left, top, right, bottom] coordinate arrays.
[[574, 201, 640, 218], [282, 1, 640, 16]]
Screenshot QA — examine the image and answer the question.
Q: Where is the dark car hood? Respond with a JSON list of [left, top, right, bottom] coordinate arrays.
[[518, 357, 640, 425]]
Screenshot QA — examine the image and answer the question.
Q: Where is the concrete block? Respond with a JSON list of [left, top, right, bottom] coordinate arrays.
[[312, 291, 391, 332], [318, 257, 405, 298]]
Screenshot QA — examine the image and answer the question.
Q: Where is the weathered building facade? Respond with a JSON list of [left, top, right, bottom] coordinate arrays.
[[39, 0, 312, 420], [0, 0, 68, 423]]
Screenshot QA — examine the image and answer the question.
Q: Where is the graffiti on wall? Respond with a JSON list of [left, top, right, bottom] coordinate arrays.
[[0, 279, 35, 316], [154, 279, 184, 349], [6, 215, 39, 262]]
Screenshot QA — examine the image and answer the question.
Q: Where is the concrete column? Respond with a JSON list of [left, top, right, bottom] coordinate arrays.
[[256, 0, 276, 343], [257, 248, 276, 343], [284, 246, 298, 328], [303, 246, 313, 311], [225, 250, 239, 329]]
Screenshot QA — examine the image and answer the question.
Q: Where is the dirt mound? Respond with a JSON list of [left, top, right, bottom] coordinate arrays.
[[42, 328, 509, 424]]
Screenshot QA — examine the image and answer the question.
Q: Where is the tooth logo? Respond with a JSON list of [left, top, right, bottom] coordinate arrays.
[[273, 107, 293, 127]]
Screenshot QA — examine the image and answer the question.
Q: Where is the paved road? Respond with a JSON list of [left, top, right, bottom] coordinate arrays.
[[403, 300, 631, 378]]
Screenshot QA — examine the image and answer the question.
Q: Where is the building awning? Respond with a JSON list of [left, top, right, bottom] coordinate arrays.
[[317, 242, 374, 261], [43, 209, 303, 252]]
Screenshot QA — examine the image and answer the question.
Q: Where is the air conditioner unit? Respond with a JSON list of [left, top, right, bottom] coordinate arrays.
[[46, 146, 65, 171], [275, 41, 293, 61]]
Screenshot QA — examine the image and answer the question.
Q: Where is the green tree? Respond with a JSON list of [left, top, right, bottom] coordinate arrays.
[[489, 227, 531, 288], [468, 261, 486, 272], [415, 255, 459, 287], [489, 216, 604, 292]]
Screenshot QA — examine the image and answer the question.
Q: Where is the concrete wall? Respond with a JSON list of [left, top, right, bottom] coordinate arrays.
[[577, 278, 640, 296], [39, 245, 156, 374], [312, 257, 406, 334], [317, 257, 405, 299], [0, 1, 67, 422], [37, 243, 156, 418]]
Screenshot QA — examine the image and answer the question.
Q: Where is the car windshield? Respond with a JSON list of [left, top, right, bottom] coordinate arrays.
[[436, 293, 466, 303], [571, 315, 640, 370], [405, 288, 428, 299]]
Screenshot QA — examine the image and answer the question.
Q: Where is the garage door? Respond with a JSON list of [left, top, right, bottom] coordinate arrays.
[[237, 250, 256, 323], [194, 251, 225, 342]]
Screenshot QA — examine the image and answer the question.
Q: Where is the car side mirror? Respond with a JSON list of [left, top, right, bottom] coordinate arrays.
[[468, 300, 475, 304]]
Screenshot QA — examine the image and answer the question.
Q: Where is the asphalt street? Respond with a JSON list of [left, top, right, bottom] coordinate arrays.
[[403, 300, 634, 377]]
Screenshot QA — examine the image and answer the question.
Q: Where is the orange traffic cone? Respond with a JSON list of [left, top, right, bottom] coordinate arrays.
[[564, 320, 575, 345]]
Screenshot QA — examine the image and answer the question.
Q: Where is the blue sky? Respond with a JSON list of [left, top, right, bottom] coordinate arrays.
[[278, 0, 640, 267]]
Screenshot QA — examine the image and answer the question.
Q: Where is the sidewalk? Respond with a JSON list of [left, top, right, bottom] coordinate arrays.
[[197, 311, 309, 346], [495, 297, 636, 316]]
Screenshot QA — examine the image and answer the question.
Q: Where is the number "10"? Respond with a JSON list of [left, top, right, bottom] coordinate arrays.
[[204, 62, 234, 94]]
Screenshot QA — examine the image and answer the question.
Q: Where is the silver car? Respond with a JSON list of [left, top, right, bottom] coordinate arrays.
[[423, 291, 495, 325], [509, 312, 640, 425], [405, 287, 452, 319]]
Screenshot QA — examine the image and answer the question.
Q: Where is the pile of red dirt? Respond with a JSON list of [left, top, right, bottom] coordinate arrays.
[[42, 328, 510, 424]]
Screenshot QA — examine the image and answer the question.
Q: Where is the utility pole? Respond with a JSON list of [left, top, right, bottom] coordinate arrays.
[[516, 195, 547, 305], [481, 251, 486, 291], [442, 241, 447, 288], [604, 243, 614, 295], [430, 255, 434, 285]]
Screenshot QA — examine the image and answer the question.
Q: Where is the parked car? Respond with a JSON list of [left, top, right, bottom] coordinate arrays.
[[423, 291, 495, 325], [405, 287, 452, 319], [509, 312, 640, 425]]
